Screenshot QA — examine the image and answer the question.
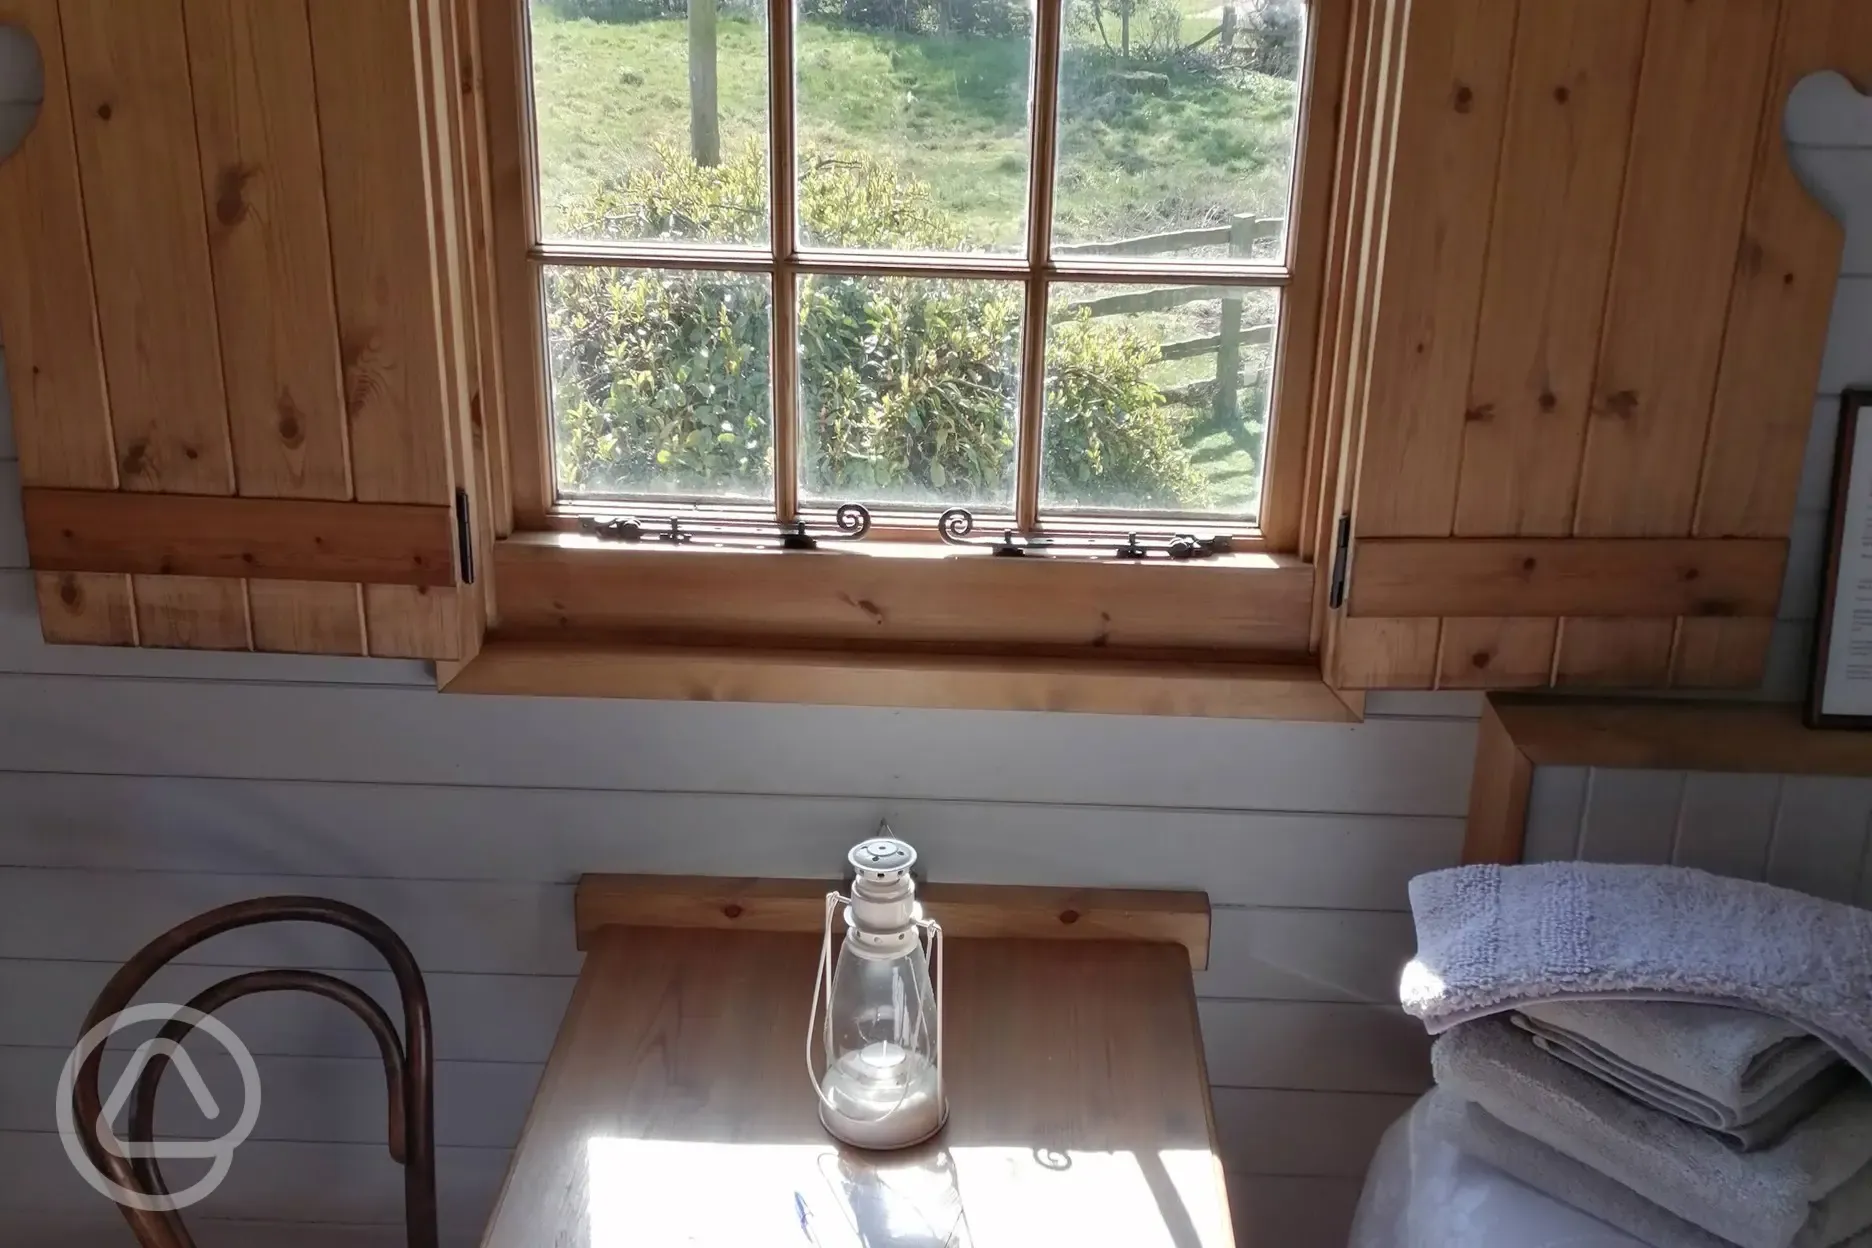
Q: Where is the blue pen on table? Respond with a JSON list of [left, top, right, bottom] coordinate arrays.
[[794, 1190, 822, 1246]]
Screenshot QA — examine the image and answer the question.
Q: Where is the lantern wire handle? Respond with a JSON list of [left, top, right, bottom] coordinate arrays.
[[921, 915, 945, 1108], [807, 889, 843, 1112]]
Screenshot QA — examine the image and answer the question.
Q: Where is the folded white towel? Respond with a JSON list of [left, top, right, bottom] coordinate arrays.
[[1431, 1090, 1736, 1248], [1434, 1018, 1872, 1248], [1512, 1004, 1849, 1149], [1402, 864, 1872, 1083]]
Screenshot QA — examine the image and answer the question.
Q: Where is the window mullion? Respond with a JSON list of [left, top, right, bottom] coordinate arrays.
[[1014, 0, 1065, 532], [768, 0, 801, 523]]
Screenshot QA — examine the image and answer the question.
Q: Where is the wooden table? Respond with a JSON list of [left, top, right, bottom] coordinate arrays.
[[481, 879, 1233, 1247]]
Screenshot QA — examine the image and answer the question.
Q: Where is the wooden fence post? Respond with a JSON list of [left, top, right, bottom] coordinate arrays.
[[1212, 213, 1253, 424], [689, 0, 721, 167]]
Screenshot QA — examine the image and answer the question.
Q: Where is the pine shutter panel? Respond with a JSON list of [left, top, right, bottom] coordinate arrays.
[[1324, 0, 1866, 692], [0, 0, 489, 662]]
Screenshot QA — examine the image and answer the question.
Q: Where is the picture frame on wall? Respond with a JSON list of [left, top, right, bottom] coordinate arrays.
[[1808, 389, 1872, 727]]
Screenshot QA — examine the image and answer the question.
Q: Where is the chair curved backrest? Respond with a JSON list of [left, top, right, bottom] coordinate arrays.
[[69, 897, 437, 1248]]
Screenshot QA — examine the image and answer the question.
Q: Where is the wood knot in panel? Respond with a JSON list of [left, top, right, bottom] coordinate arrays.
[[1599, 390, 1640, 420], [277, 397, 306, 447], [214, 162, 258, 229], [1452, 82, 1474, 113], [340, 329, 390, 420]]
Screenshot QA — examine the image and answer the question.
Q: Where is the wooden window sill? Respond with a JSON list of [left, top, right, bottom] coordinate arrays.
[[439, 638, 1361, 720], [450, 533, 1352, 718]]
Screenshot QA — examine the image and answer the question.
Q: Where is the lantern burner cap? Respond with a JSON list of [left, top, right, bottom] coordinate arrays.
[[850, 837, 917, 876]]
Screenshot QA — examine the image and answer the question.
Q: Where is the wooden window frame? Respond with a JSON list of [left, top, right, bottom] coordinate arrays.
[[461, 0, 1358, 716]]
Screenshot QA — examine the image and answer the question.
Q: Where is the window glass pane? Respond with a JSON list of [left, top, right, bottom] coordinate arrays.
[[547, 266, 774, 500], [798, 275, 1022, 509], [1050, 0, 1303, 262], [1042, 282, 1276, 516], [530, 0, 771, 245], [794, 0, 1035, 253]]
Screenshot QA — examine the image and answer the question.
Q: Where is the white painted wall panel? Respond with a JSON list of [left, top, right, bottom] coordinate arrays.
[[0, 1133, 509, 1241], [0, 774, 1462, 908], [0, 350, 12, 461], [1226, 1175, 1366, 1248], [1576, 769, 1685, 864], [0, 1047, 539, 1152], [1673, 773, 1781, 878], [1768, 776, 1872, 902], [1198, 1001, 1431, 1096], [0, 960, 574, 1065], [1197, 908, 1415, 1004], [1522, 767, 1587, 862], [1798, 397, 1841, 514], [1818, 279, 1872, 394], [1523, 766, 1872, 907], [1210, 1090, 1414, 1178], [0, 459, 23, 568], [0, 673, 1477, 814]]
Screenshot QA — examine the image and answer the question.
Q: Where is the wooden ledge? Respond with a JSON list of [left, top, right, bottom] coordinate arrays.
[[440, 637, 1363, 721], [576, 874, 1212, 969], [1465, 694, 1872, 866], [1491, 695, 1872, 774]]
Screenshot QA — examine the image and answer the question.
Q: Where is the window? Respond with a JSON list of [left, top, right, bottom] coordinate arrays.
[[514, 0, 1321, 536]]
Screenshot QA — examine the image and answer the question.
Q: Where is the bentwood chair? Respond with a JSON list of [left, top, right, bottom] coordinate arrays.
[[69, 897, 437, 1248]]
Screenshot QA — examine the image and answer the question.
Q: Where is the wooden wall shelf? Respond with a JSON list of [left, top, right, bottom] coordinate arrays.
[[1463, 694, 1872, 865]]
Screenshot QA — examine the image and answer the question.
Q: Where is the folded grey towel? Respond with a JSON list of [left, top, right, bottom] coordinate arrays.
[[1431, 1090, 1735, 1248], [1521, 1000, 1840, 1115], [1403, 864, 1872, 1084], [1513, 1005, 1850, 1150], [1434, 1018, 1872, 1248]]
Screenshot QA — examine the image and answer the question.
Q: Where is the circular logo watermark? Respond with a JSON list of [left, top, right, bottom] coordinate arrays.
[[55, 1003, 263, 1212]]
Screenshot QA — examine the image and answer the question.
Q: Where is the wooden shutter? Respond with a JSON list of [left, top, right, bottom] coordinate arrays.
[[0, 0, 496, 661], [1322, 0, 1872, 691]]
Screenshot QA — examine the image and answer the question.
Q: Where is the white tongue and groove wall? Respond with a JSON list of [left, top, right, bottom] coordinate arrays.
[[1, 40, 1870, 1248]]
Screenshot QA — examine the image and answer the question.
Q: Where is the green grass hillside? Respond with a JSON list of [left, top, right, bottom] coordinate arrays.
[[528, 1, 1300, 515]]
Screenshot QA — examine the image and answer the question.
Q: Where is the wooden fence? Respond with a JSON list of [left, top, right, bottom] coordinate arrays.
[[1057, 213, 1281, 422]]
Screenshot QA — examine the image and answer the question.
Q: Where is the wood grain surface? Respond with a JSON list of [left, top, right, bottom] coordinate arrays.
[[445, 637, 1357, 721], [480, 927, 1232, 1248], [1347, 537, 1787, 619], [574, 874, 1211, 967], [494, 534, 1314, 655], [23, 489, 457, 587]]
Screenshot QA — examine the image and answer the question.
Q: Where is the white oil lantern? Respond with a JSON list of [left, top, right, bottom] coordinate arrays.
[[808, 834, 946, 1150]]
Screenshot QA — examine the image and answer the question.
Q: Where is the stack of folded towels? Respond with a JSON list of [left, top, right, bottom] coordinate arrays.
[[1402, 862, 1872, 1248]]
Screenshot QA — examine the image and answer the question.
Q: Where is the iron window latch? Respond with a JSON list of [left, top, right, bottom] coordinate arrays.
[[579, 503, 872, 550], [937, 508, 1232, 560]]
